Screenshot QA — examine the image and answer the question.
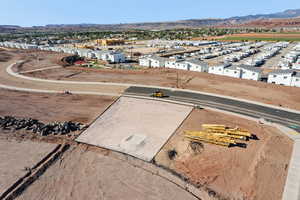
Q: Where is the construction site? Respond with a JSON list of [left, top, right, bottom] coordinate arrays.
[[0, 47, 298, 200]]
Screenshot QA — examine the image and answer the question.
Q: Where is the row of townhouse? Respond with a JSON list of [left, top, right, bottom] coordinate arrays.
[[209, 64, 263, 81], [139, 55, 208, 72], [0, 42, 126, 63], [139, 55, 300, 88]]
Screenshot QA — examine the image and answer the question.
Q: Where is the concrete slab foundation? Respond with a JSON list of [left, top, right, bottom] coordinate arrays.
[[76, 96, 193, 161]]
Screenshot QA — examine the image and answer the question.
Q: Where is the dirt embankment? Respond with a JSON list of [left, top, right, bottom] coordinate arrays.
[[155, 109, 293, 200]]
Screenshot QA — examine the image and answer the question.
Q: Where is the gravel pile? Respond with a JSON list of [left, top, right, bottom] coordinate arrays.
[[0, 116, 87, 136]]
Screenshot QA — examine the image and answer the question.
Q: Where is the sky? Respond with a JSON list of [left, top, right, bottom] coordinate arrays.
[[0, 0, 299, 27]]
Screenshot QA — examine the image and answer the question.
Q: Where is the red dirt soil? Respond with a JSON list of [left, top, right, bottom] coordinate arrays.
[[155, 109, 293, 200]]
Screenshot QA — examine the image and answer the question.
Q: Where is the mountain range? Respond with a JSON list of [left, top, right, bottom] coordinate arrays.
[[1, 8, 300, 32]]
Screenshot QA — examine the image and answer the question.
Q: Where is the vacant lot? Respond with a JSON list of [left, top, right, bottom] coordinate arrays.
[[0, 89, 115, 124], [155, 109, 293, 200]]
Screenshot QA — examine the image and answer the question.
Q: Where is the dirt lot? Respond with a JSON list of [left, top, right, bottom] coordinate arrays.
[[0, 89, 115, 124], [15, 145, 198, 200], [155, 109, 293, 200], [0, 139, 56, 196]]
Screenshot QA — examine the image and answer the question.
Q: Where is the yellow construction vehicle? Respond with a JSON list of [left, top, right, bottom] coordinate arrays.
[[151, 90, 165, 98]]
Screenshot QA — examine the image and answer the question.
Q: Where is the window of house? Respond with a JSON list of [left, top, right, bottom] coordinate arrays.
[[273, 75, 277, 78], [284, 76, 287, 79], [234, 71, 237, 74], [219, 68, 221, 71], [252, 73, 255, 75], [296, 79, 299, 82], [226, 70, 228, 72]]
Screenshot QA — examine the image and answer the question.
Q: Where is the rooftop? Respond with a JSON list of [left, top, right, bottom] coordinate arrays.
[[238, 64, 263, 73], [269, 69, 296, 75], [185, 59, 208, 66]]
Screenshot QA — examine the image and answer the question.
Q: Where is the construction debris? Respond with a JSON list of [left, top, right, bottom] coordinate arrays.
[[0, 116, 87, 136], [184, 124, 255, 148]]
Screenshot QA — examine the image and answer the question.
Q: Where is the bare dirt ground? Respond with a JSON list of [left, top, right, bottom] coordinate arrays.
[[0, 89, 115, 124], [155, 109, 293, 200], [15, 145, 198, 200], [0, 139, 56, 195]]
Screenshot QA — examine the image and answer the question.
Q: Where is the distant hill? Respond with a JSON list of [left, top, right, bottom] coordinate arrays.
[[1, 9, 300, 32]]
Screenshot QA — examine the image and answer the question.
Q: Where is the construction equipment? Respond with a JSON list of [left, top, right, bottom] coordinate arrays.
[[184, 124, 252, 148], [185, 131, 236, 147], [202, 124, 251, 138], [151, 90, 165, 98]]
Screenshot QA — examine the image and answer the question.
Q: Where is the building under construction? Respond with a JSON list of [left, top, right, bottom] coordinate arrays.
[[95, 39, 125, 46]]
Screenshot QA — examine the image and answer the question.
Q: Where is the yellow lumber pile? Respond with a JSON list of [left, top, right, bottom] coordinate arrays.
[[184, 124, 252, 147]]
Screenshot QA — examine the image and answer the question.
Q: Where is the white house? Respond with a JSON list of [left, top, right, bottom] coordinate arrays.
[[165, 59, 179, 69], [94, 50, 125, 63], [223, 66, 241, 78], [208, 63, 231, 76], [108, 52, 126, 63], [267, 69, 296, 86], [174, 60, 189, 70], [139, 57, 151, 67], [291, 72, 300, 87], [185, 59, 208, 72], [237, 65, 263, 81]]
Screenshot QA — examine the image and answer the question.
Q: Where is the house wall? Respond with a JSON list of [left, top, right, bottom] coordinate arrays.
[[291, 77, 300, 87], [267, 74, 293, 86], [240, 70, 261, 81], [175, 62, 188, 70], [165, 60, 177, 69], [139, 58, 150, 67], [149, 58, 164, 68], [223, 68, 241, 78], [109, 53, 125, 63], [187, 63, 208, 72], [208, 66, 224, 75]]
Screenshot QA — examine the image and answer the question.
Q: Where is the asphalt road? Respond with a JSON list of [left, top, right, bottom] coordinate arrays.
[[125, 86, 300, 132]]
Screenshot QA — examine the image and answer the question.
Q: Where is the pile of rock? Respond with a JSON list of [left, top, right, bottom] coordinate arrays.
[[0, 116, 87, 136]]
